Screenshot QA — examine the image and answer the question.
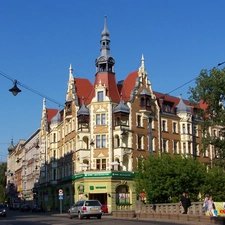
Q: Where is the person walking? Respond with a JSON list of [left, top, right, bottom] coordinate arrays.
[[203, 194, 209, 214], [180, 192, 189, 214], [207, 196, 216, 217]]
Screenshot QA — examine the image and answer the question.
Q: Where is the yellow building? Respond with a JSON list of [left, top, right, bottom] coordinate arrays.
[[8, 16, 216, 212]]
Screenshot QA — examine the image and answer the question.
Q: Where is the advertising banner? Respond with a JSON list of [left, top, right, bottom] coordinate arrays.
[[205, 202, 225, 217]]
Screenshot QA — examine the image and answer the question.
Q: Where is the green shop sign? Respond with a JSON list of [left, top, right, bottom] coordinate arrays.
[[62, 171, 135, 182], [95, 186, 106, 189]]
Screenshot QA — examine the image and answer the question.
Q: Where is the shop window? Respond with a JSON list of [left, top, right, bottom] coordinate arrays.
[[116, 185, 130, 205]]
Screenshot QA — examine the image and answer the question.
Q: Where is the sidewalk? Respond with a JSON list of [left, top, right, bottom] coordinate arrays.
[[47, 211, 223, 225]]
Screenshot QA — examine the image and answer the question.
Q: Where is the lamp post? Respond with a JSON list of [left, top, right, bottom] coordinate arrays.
[[148, 117, 153, 155]]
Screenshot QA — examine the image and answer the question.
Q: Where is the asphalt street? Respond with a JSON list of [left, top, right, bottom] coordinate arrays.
[[0, 209, 214, 225]]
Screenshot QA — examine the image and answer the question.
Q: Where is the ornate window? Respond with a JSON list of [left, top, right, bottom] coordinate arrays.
[[116, 185, 130, 205], [97, 91, 104, 102]]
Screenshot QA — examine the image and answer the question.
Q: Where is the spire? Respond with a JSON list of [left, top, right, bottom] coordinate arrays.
[[8, 138, 14, 153], [95, 16, 115, 73], [101, 15, 110, 38], [43, 98, 46, 110], [141, 54, 145, 68], [138, 54, 147, 76], [69, 64, 73, 80]]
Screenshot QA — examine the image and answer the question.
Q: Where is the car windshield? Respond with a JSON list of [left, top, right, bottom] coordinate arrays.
[[85, 201, 101, 206], [0, 204, 4, 209]]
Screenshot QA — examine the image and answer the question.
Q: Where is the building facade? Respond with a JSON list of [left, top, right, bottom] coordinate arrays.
[[6, 17, 216, 212]]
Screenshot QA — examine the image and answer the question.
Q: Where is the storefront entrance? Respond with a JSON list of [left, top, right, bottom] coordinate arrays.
[[89, 193, 107, 204]]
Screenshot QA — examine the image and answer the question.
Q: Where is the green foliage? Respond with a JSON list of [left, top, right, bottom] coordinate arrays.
[[201, 166, 225, 202], [189, 67, 225, 154], [134, 154, 207, 203], [0, 162, 7, 203]]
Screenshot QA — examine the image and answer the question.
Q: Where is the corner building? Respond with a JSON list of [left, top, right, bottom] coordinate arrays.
[[37, 17, 210, 212]]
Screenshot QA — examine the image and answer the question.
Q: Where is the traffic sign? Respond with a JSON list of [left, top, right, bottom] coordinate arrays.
[[58, 189, 63, 194], [59, 195, 63, 200]]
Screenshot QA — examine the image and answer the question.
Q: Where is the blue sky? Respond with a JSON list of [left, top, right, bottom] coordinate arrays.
[[0, 0, 224, 161]]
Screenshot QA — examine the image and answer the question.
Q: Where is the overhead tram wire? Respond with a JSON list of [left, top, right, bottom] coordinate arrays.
[[165, 61, 225, 96], [0, 70, 64, 107], [1, 60, 225, 107]]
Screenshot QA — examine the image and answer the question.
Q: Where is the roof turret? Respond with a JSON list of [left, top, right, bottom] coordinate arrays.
[[8, 139, 14, 153], [77, 97, 89, 116], [114, 95, 130, 114], [176, 95, 191, 114]]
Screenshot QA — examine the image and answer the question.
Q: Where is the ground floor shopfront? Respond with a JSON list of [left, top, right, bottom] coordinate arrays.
[[37, 171, 136, 213]]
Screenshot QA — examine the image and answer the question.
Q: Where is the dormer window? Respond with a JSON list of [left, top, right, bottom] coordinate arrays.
[[97, 91, 104, 102]]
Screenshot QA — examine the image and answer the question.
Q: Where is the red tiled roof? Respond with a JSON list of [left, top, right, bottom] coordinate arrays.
[[46, 108, 58, 123], [74, 78, 93, 104], [121, 70, 139, 102], [88, 72, 120, 103]]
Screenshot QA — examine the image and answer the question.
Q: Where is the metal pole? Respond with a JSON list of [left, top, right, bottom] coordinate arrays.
[[60, 199, 62, 214], [148, 117, 153, 155]]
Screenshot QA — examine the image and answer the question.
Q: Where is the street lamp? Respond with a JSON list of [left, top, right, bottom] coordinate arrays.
[[9, 80, 21, 96]]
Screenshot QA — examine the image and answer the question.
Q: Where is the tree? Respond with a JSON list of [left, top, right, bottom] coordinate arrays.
[[0, 162, 7, 203], [189, 68, 225, 163], [134, 154, 207, 203], [201, 166, 225, 202]]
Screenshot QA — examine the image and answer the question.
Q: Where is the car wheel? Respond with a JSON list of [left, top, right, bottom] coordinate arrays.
[[68, 213, 73, 219], [78, 212, 83, 220], [97, 215, 102, 219]]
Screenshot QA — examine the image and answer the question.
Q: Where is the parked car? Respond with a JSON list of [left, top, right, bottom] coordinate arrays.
[[101, 204, 108, 214], [20, 204, 31, 212], [31, 205, 43, 213], [0, 204, 6, 217], [68, 200, 102, 219]]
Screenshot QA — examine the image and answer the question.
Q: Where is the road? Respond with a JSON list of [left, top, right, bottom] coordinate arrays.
[[0, 209, 208, 225]]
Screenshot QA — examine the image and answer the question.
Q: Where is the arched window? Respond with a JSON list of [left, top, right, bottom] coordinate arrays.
[[116, 185, 130, 205]]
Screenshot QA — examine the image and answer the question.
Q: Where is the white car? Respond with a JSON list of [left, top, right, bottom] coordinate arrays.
[[68, 200, 102, 220]]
